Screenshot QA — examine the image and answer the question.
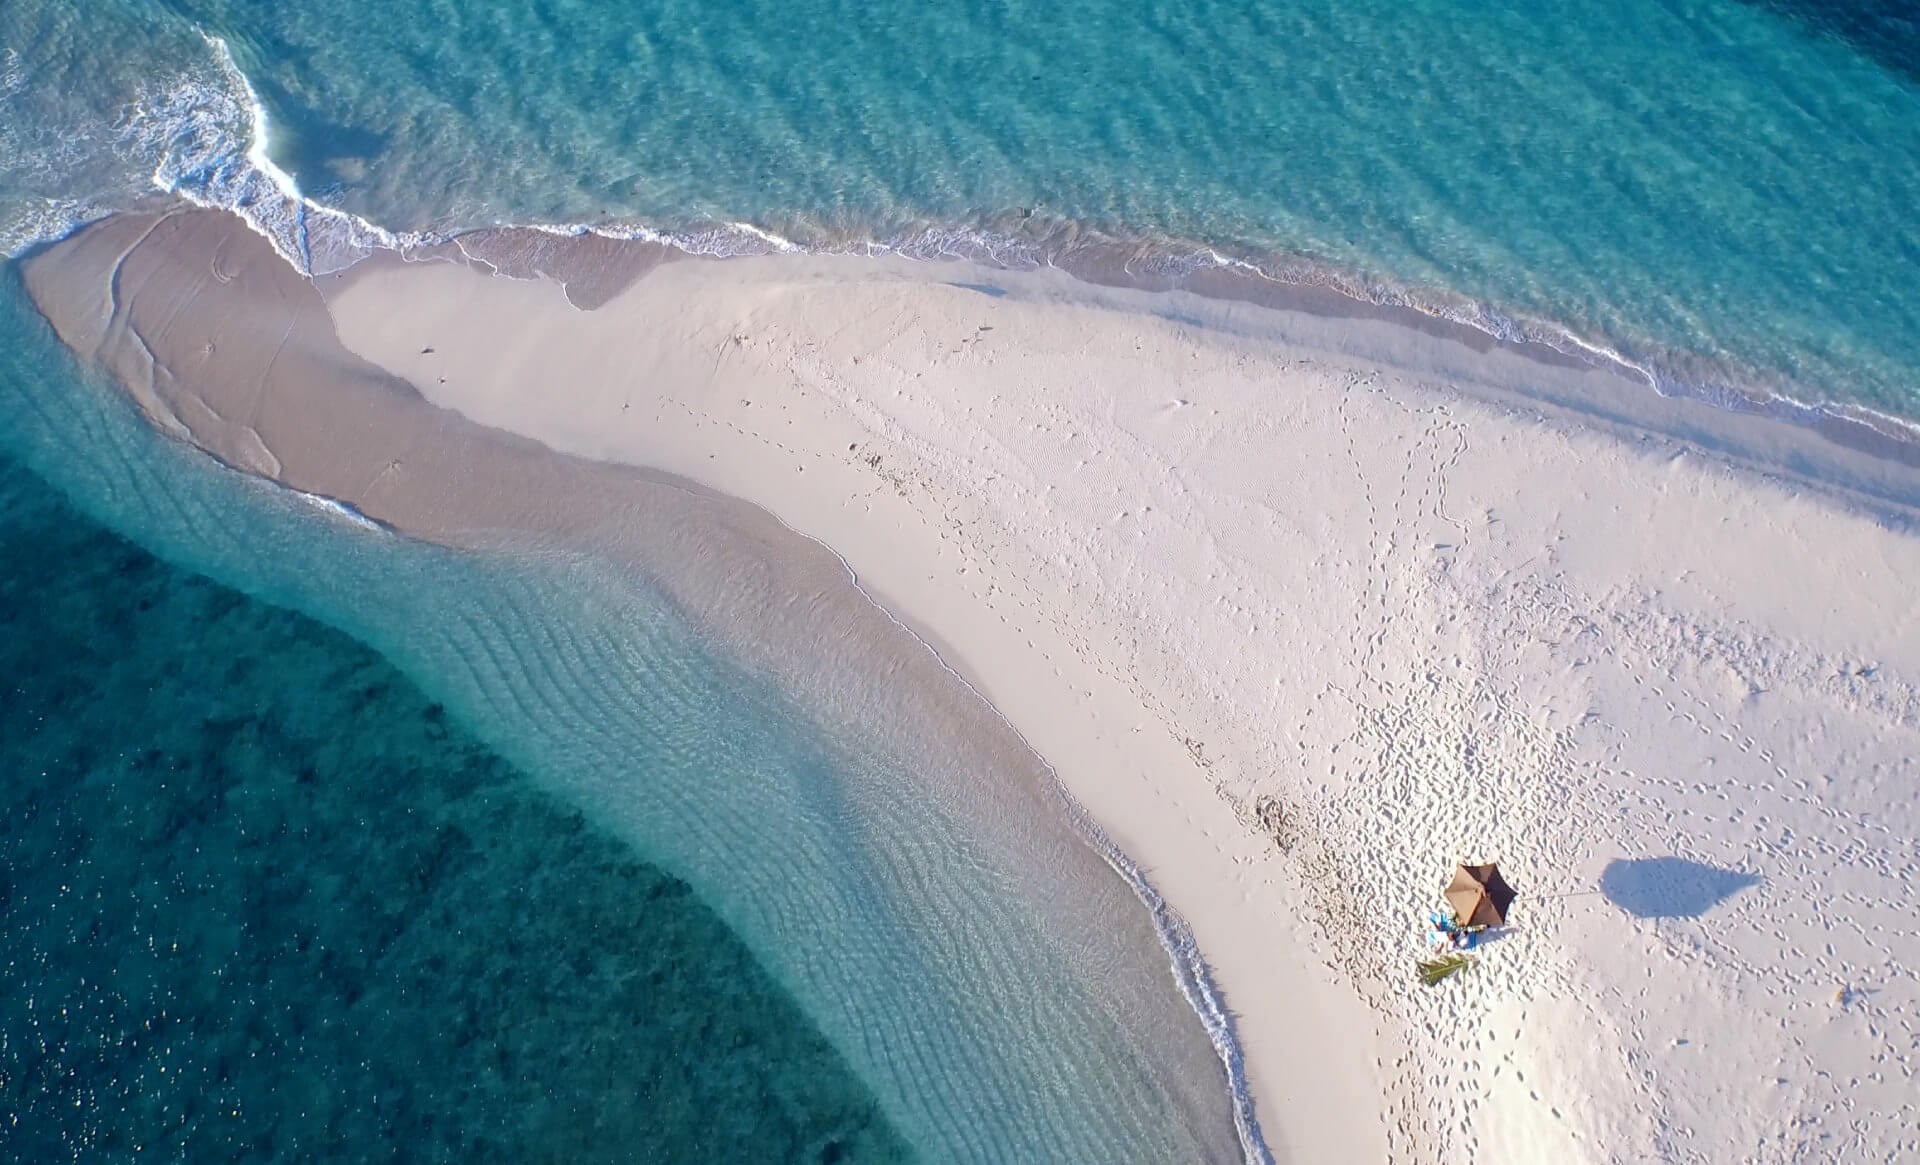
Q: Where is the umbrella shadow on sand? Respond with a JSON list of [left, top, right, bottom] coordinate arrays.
[[1600, 857, 1761, 918]]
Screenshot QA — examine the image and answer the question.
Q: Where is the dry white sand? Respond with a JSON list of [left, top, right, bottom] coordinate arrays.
[[24, 206, 1920, 1161], [22, 212, 1253, 1162], [317, 247, 1920, 1163]]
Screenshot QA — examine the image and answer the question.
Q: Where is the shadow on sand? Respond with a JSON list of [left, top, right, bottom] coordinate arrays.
[[1601, 857, 1761, 919]]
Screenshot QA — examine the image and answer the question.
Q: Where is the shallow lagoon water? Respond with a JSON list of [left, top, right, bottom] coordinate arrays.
[[0, 444, 909, 1163], [0, 263, 1243, 1161], [6, 0, 1920, 1157]]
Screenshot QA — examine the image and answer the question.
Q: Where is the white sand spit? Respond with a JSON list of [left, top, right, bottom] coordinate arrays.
[[321, 248, 1920, 1163], [27, 205, 1920, 1162]]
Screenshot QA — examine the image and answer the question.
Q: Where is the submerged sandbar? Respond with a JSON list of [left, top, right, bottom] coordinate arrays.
[[20, 209, 1252, 1163]]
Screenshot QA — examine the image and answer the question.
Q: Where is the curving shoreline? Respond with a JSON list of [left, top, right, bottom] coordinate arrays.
[[24, 203, 1920, 1161], [23, 31, 1920, 495], [313, 222, 1920, 1159], [16, 208, 1251, 1163]]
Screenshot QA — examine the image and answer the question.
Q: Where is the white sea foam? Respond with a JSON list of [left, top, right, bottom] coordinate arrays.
[[106, 35, 415, 275], [0, 198, 108, 259], [0, 44, 113, 255], [290, 488, 387, 533], [1, 48, 25, 96], [564, 218, 805, 257], [100, 40, 814, 276], [39, 36, 1917, 447]]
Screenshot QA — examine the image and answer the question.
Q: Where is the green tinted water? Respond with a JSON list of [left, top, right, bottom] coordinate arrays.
[[6, 0, 1920, 1156], [4, 0, 1919, 414], [0, 259, 1242, 1161], [0, 446, 909, 1163]]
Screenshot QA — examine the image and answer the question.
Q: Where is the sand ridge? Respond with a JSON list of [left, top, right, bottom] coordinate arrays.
[[320, 239, 1920, 1162], [19, 210, 1252, 1164], [27, 206, 1920, 1162]]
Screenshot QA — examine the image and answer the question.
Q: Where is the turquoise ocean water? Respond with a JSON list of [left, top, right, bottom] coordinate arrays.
[[0, 432, 910, 1163], [3, 1, 1919, 1159], [0, 272, 1243, 1161], [4, 0, 1920, 418]]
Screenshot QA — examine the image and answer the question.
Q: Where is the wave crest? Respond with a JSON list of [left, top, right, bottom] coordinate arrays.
[[107, 35, 408, 274]]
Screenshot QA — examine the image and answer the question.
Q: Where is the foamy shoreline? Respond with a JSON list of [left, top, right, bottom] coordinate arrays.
[[194, 190, 1920, 478], [41, 29, 1920, 481], [25, 207, 1920, 1162]]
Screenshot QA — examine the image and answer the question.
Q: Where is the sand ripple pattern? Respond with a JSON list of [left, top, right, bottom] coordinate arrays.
[[0, 267, 1244, 1163]]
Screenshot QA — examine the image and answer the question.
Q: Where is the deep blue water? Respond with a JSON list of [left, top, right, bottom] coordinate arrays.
[[0, 415, 912, 1162], [4, 0, 1920, 1158], [0, 256, 1241, 1160], [1745, 1, 1920, 83]]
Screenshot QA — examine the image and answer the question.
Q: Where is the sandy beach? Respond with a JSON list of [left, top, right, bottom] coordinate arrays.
[[25, 208, 1920, 1162]]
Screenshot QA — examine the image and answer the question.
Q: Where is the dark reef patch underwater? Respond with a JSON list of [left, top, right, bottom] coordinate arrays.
[[1743, 0, 1920, 84], [0, 453, 910, 1163]]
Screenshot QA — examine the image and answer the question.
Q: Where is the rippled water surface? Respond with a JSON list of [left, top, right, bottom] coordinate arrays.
[[0, 260, 1242, 1161], [4, 0, 1919, 1157], [0, 328, 913, 1163], [4, 0, 1919, 414]]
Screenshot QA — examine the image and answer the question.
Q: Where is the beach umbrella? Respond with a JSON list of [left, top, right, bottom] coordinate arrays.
[[1445, 862, 1516, 928]]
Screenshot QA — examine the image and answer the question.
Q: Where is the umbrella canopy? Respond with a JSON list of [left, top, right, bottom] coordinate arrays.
[[1445, 862, 1516, 928]]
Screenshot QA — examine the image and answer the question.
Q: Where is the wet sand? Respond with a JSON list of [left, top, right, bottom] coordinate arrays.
[[19, 208, 1250, 1164], [26, 205, 1920, 1162]]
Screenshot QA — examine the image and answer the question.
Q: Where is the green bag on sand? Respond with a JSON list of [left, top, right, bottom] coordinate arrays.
[[1417, 952, 1473, 986]]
